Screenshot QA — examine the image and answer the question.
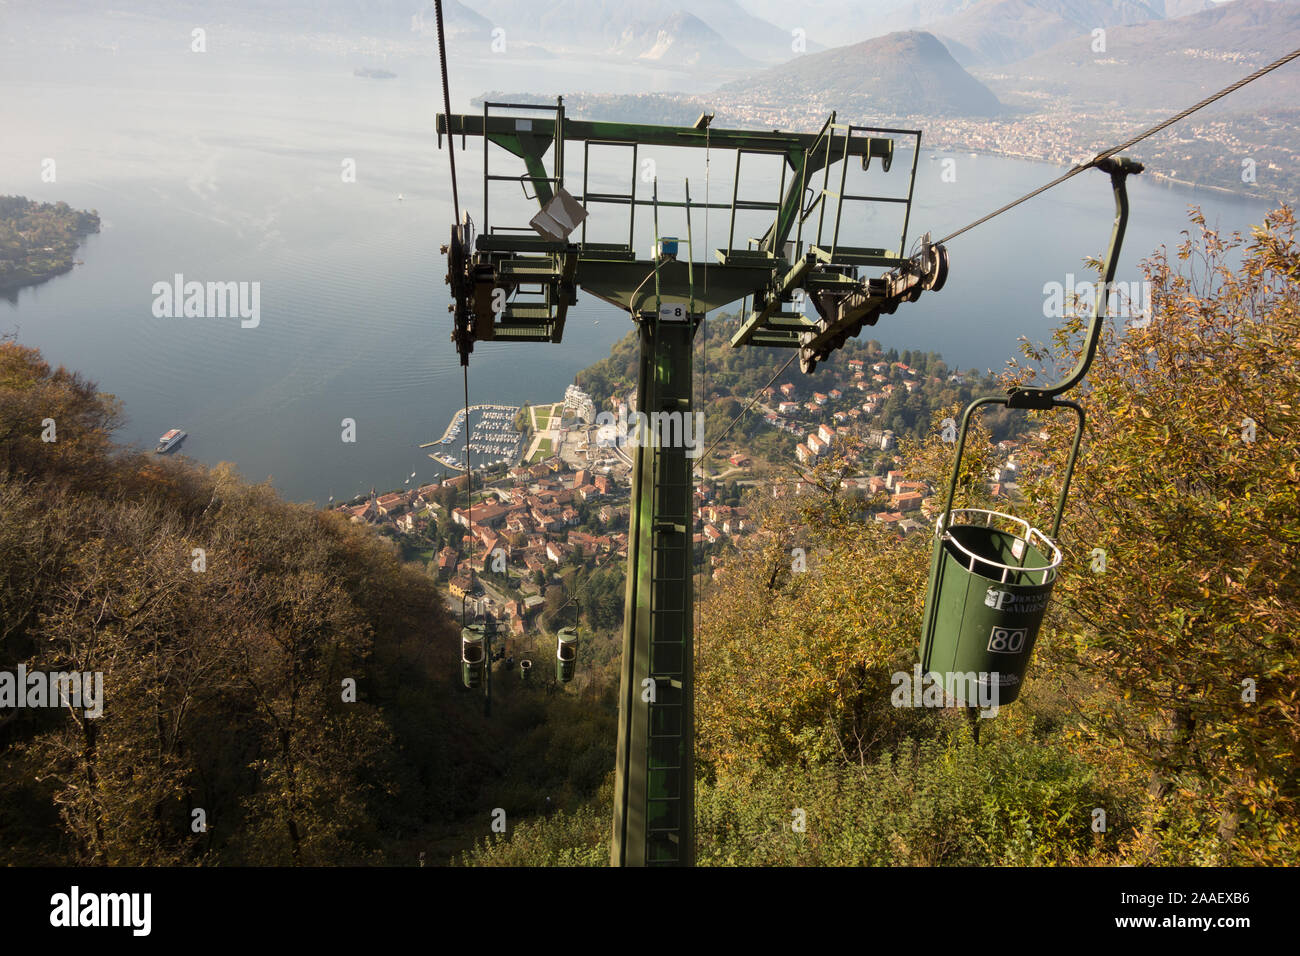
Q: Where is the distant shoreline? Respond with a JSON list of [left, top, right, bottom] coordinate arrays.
[[935, 146, 1254, 201], [0, 259, 75, 293], [0, 196, 100, 294]]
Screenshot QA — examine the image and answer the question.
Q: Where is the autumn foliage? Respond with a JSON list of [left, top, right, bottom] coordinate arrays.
[[5, 204, 1298, 867]]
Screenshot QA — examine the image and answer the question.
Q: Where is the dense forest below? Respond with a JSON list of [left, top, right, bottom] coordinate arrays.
[[2, 207, 1296, 866], [0, 196, 101, 295], [0, 338, 612, 864]]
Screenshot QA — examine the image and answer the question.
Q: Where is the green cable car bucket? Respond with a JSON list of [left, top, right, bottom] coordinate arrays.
[[920, 501, 1066, 707], [556, 627, 577, 683], [461, 624, 486, 689], [919, 156, 1142, 711]]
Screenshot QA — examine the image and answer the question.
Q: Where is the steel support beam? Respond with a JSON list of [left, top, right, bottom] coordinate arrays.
[[611, 314, 696, 866]]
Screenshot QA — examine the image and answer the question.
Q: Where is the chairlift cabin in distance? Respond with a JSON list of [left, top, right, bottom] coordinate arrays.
[[556, 627, 578, 684], [438, 97, 948, 867], [460, 623, 486, 690]]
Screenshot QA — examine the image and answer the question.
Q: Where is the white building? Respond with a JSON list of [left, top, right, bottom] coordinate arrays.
[[564, 383, 597, 422]]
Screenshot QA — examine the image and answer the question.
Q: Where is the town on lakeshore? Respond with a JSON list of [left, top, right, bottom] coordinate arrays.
[[337, 358, 1036, 637]]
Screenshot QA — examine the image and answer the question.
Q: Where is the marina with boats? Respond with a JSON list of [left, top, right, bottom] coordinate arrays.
[[424, 403, 522, 471]]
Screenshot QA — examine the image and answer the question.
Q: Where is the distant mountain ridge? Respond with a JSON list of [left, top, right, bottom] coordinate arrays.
[[3, 0, 799, 61], [415, 0, 494, 37], [999, 0, 1300, 109], [926, 0, 1170, 65], [721, 29, 1002, 116], [465, 0, 814, 61], [5, 0, 492, 36], [733, 0, 1204, 50], [612, 11, 754, 67]]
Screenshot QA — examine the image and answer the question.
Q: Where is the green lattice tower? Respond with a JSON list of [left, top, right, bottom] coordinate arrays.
[[438, 100, 948, 865]]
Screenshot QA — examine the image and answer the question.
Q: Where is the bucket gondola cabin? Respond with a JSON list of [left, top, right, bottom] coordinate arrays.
[[556, 627, 578, 684], [460, 624, 486, 689]]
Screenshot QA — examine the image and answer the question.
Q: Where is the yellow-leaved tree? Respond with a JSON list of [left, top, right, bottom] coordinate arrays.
[[1023, 207, 1300, 865]]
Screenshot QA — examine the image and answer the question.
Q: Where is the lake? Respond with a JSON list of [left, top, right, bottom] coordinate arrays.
[[0, 30, 1279, 504]]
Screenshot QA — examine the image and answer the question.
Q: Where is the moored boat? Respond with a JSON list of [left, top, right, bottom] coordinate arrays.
[[156, 428, 186, 453]]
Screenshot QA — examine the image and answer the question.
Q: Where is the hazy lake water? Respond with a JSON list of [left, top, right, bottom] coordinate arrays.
[[0, 35, 1281, 504]]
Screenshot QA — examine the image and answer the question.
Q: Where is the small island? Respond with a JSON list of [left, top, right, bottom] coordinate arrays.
[[354, 67, 397, 80], [0, 195, 101, 293]]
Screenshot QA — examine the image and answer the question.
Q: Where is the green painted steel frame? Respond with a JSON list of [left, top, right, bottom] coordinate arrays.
[[438, 108, 894, 250], [936, 157, 1142, 540], [436, 105, 918, 339]]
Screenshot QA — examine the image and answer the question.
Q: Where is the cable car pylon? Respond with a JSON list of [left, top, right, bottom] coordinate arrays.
[[438, 100, 948, 865]]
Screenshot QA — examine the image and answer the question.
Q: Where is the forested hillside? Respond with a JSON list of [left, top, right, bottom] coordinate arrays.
[[0, 196, 100, 293], [576, 314, 1017, 469], [0, 342, 612, 864]]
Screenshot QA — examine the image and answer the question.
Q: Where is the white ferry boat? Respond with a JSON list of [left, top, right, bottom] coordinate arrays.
[[156, 428, 186, 453]]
